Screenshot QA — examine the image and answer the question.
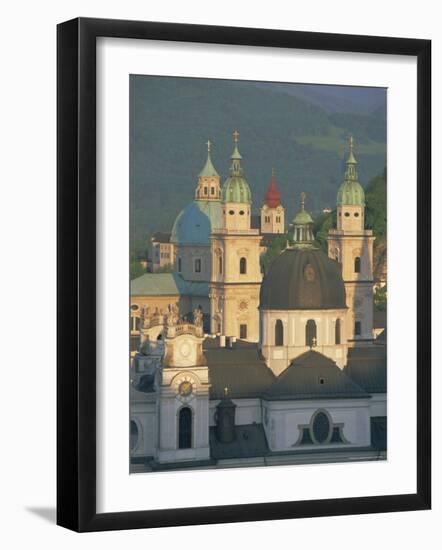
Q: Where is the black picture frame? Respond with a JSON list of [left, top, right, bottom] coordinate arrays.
[[57, 17, 431, 532]]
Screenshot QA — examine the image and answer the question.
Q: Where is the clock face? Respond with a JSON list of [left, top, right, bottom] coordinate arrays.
[[178, 380, 193, 397]]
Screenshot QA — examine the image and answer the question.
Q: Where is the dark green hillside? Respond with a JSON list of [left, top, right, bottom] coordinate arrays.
[[130, 76, 386, 257]]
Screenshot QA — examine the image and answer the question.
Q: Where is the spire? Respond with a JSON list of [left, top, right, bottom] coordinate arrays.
[[264, 168, 282, 208], [291, 192, 314, 248], [336, 134, 365, 207], [198, 138, 219, 178], [344, 135, 358, 181], [230, 130, 243, 176]]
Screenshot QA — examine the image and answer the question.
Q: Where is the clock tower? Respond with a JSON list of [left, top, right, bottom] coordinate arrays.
[[156, 306, 211, 464]]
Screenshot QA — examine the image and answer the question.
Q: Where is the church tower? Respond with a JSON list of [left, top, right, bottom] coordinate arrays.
[[327, 137, 374, 343], [156, 307, 211, 464], [260, 169, 285, 234], [194, 140, 221, 201], [209, 131, 262, 342]]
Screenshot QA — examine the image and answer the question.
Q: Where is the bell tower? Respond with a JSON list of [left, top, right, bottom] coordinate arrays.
[[209, 131, 262, 342], [327, 137, 374, 344], [260, 169, 285, 234], [195, 139, 221, 201]]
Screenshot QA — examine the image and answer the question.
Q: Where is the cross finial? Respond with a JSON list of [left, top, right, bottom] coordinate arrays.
[[349, 134, 354, 154], [300, 191, 306, 211], [206, 139, 211, 153], [232, 130, 240, 143], [224, 386, 229, 397]]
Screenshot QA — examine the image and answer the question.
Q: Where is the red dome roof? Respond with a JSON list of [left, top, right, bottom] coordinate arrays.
[[264, 173, 281, 208]]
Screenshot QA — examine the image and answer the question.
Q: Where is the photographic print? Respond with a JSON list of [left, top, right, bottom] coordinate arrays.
[[129, 75, 387, 473]]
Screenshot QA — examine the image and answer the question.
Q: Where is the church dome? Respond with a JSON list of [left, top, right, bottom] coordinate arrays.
[[222, 176, 252, 203], [292, 209, 314, 225], [337, 180, 365, 206], [171, 200, 222, 245], [337, 136, 365, 206], [260, 248, 346, 310], [222, 131, 252, 204]]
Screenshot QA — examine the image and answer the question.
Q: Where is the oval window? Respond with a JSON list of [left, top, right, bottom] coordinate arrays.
[[354, 212, 360, 217], [312, 411, 330, 443], [229, 210, 235, 215], [131, 304, 139, 311], [239, 210, 245, 215], [344, 212, 350, 217]]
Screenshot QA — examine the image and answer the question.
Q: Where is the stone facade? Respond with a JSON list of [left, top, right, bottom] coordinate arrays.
[[260, 204, 285, 234], [328, 212, 375, 342], [260, 308, 348, 374]]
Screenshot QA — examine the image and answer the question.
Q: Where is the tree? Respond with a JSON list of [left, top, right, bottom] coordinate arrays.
[[260, 234, 289, 275], [130, 260, 146, 280], [374, 285, 387, 312], [155, 263, 174, 273]]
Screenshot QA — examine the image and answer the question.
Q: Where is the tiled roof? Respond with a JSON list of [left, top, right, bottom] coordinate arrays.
[[373, 310, 387, 329], [210, 424, 269, 459], [131, 273, 209, 297], [151, 232, 171, 244], [205, 345, 275, 400], [344, 346, 387, 394], [263, 351, 369, 401]]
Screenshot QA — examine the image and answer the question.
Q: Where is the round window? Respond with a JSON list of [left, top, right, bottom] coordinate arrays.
[[131, 304, 139, 311], [229, 210, 235, 215], [354, 212, 360, 217], [312, 411, 330, 443], [239, 210, 245, 215], [344, 212, 350, 217]]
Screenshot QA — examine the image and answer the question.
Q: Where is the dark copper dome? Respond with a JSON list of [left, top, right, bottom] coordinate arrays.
[[260, 248, 346, 310]]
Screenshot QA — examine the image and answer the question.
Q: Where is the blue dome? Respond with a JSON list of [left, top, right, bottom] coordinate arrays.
[[171, 200, 222, 245]]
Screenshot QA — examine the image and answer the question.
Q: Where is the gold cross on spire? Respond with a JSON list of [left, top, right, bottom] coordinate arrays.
[[232, 129, 240, 143], [349, 134, 354, 154], [206, 139, 211, 153], [224, 386, 229, 397], [300, 191, 306, 211]]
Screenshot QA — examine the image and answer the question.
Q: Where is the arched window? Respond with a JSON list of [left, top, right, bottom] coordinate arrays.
[[335, 319, 341, 345], [219, 255, 223, 275], [177, 257, 182, 273], [354, 256, 361, 273], [240, 257, 247, 274], [354, 321, 362, 336], [275, 319, 284, 346], [306, 319, 317, 347], [130, 420, 138, 451], [178, 407, 192, 449]]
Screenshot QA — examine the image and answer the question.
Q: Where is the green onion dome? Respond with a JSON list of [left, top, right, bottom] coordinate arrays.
[[221, 132, 252, 204], [337, 136, 365, 206], [292, 209, 314, 225]]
